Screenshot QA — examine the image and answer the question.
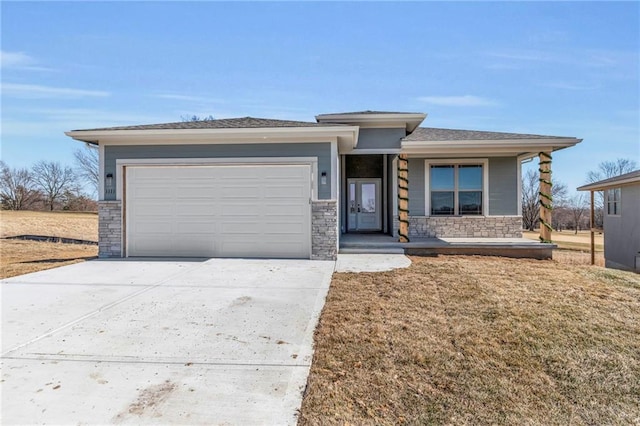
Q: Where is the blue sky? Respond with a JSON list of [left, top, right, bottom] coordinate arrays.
[[1, 1, 638, 194]]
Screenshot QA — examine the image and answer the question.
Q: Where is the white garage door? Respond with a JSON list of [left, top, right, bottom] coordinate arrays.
[[125, 164, 311, 258]]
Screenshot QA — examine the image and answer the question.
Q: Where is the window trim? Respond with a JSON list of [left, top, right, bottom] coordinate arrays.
[[425, 159, 489, 217], [606, 187, 621, 216]]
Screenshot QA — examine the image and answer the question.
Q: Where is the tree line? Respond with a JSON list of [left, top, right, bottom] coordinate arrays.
[[0, 144, 99, 212], [522, 158, 637, 233]]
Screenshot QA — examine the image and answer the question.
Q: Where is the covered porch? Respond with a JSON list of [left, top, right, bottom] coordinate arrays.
[[339, 233, 555, 259]]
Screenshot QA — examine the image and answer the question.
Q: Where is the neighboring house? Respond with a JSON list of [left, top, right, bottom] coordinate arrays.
[[578, 170, 640, 272], [66, 111, 582, 260]]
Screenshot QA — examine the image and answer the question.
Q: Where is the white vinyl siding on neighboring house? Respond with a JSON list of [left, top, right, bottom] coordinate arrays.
[[606, 188, 621, 215]]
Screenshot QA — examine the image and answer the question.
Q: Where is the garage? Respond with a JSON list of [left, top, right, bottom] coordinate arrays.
[[125, 163, 312, 258]]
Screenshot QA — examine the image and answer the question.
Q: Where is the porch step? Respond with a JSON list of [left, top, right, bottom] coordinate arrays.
[[339, 247, 405, 254]]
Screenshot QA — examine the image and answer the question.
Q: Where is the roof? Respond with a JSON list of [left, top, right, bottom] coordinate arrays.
[[577, 170, 640, 191], [73, 116, 343, 132], [403, 127, 573, 142], [316, 110, 423, 116], [316, 111, 427, 133]]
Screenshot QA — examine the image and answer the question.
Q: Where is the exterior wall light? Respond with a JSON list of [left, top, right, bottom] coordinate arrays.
[[105, 173, 114, 192], [321, 171, 327, 185]]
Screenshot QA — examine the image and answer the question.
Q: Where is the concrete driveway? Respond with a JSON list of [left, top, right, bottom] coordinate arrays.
[[1, 258, 335, 425]]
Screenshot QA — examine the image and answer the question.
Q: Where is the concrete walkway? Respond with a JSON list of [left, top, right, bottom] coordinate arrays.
[[1, 258, 334, 425], [335, 253, 412, 272]]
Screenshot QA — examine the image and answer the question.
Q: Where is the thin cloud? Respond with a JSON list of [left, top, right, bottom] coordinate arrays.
[[1, 51, 34, 67], [540, 82, 599, 91], [154, 93, 225, 103], [1, 83, 110, 99], [417, 95, 499, 107], [1, 50, 55, 71], [485, 48, 637, 69], [486, 50, 556, 63]]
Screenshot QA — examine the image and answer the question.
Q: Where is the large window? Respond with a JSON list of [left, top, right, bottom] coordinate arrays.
[[606, 188, 621, 215], [430, 164, 484, 216]]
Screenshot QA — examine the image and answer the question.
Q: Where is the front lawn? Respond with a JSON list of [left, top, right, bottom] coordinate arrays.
[[299, 256, 640, 425]]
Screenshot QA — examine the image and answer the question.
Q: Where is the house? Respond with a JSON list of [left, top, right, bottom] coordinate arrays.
[[578, 170, 640, 272], [65, 111, 582, 260]]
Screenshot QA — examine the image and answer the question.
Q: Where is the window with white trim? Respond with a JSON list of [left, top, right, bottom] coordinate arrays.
[[606, 188, 621, 215], [430, 164, 483, 215]]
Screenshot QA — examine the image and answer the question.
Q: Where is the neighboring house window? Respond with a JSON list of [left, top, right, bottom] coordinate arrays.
[[429, 164, 483, 215], [606, 188, 621, 215]]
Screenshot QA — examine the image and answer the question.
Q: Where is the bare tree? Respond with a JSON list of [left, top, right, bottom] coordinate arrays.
[[74, 143, 99, 195], [521, 168, 569, 231], [0, 161, 39, 210], [585, 158, 638, 227], [181, 115, 215, 122], [566, 193, 588, 234], [522, 169, 539, 231], [31, 161, 77, 211]]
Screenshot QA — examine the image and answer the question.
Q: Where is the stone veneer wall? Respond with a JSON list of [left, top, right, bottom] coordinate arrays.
[[408, 216, 522, 238], [98, 200, 122, 258], [311, 200, 338, 260]]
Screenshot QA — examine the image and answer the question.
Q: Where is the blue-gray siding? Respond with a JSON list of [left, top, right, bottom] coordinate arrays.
[[103, 143, 332, 200], [604, 184, 640, 270], [407, 158, 425, 215], [407, 157, 519, 216], [355, 128, 405, 150], [488, 157, 518, 215]]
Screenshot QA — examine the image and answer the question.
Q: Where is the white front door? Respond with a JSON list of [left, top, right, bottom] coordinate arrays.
[[347, 178, 382, 231]]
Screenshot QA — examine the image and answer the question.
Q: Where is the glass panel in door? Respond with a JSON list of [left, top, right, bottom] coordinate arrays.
[[347, 179, 381, 231]]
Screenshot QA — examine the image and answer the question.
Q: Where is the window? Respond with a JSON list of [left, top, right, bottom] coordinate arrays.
[[429, 164, 484, 216], [606, 188, 621, 215]]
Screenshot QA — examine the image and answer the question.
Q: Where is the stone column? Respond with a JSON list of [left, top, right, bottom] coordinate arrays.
[[538, 152, 553, 243], [398, 154, 410, 242]]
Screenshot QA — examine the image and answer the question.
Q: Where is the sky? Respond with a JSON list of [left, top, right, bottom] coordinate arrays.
[[1, 1, 638, 195]]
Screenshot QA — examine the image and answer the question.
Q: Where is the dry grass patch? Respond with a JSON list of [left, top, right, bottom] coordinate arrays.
[[0, 210, 98, 241], [1, 211, 99, 279], [1, 240, 97, 279], [524, 230, 604, 252], [300, 256, 640, 425]]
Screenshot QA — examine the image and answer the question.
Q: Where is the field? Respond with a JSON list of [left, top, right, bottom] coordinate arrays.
[[0, 211, 98, 279], [299, 255, 640, 425], [523, 229, 604, 252], [524, 230, 605, 267]]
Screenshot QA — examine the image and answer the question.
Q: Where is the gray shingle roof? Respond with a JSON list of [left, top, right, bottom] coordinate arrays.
[[404, 127, 573, 141], [73, 116, 343, 132], [317, 110, 423, 116], [577, 170, 640, 191]]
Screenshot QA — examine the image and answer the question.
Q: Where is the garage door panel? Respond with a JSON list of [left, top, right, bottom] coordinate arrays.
[[174, 204, 219, 216], [264, 185, 309, 198], [264, 203, 306, 215], [126, 164, 311, 258], [134, 222, 173, 234], [175, 222, 218, 234], [263, 223, 305, 234]]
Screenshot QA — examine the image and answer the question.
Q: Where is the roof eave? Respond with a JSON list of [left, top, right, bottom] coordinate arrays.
[[65, 126, 360, 149], [577, 175, 640, 191], [401, 138, 582, 156], [316, 113, 427, 132]]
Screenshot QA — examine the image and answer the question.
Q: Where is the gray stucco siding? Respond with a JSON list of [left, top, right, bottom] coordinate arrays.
[[406, 157, 519, 216], [103, 142, 333, 200], [355, 128, 405, 150], [604, 184, 640, 271], [488, 157, 519, 215]]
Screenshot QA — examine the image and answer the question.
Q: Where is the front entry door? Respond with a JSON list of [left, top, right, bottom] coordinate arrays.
[[347, 178, 382, 231]]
